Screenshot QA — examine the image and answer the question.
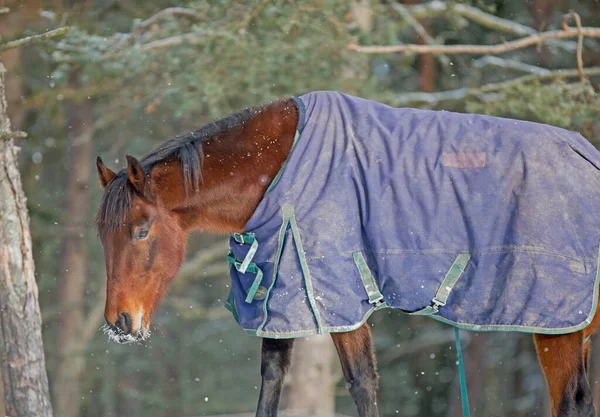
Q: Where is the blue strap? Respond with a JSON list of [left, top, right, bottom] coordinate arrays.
[[454, 327, 471, 417]]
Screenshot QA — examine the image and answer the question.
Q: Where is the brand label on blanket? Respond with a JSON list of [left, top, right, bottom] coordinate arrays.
[[442, 152, 487, 168]]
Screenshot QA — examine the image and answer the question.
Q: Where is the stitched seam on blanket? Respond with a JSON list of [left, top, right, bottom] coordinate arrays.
[[297, 245, 586, 264]]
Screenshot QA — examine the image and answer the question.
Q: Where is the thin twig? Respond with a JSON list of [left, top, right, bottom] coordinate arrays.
[[394, 66, 600, 106], [404, 0, 576, 52], [562, 11, 587, 82], [134, 7, 206, 32], [139, 30, 235, 51], [0, 26, 70, 52], [472, 56, 551, 75], [467, 55, 551, 86], [239, 0, 269, 30], [348, 26, 600, 55], [390, 2, 451, 67], [0, 131, 27, 141]]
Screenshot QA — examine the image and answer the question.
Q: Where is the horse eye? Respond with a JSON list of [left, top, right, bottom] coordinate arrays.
[[136, 229, 149, 240]]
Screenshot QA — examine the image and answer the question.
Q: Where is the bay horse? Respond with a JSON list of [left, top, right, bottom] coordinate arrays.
[[96, 91, 600, 417]]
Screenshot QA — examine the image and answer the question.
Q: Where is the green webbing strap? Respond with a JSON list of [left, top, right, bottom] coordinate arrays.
[[455, 327, 471, 417], [433, 253, 471, 309], [256, 205, 293, 333], [409, 253, 471, 316], [226, 252, 264, 303], [231, 232, 256, 245], [353, 252, 384, 304], [230, 232, 258, 274], [285, 204, 324, 333]]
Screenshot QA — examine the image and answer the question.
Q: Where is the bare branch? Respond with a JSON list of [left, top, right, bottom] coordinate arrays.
[[404, 0, 576, 52], [390, 2, 451, 67], [239, 0, 270, 30], [0, 26, 70, 52], [134, 7, 207, 32], [562, 11, 587, 82], [472, 56, 551, 75], [1, 131, 27, 141], [394, 66, 600, 106], [139, 30, 234, 51], [348, 26, 600, 55]]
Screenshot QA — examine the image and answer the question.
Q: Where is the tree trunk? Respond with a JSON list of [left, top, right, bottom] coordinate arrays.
[[0, 355, 4, 417], [529, 0, 554, 67], [285, 335, 337, 417], [51, 73, 94, 417], [0, 62, 53, 417], [403, 0, 436, 92]]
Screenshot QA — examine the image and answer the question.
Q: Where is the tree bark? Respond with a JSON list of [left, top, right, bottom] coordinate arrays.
[[0, 62, 53, 417], [402, 0, 436, 92], [285, 335, 337, 417], [529, 0, 555, 67], [51, 72, 94, 417]]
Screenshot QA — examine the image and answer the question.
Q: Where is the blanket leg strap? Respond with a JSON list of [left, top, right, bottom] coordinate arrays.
[[455, 327, 471, 417], [410, 253, 471, 316]]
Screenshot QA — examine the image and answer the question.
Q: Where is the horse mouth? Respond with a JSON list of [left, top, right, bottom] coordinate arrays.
[[101, 322, 151, 345]]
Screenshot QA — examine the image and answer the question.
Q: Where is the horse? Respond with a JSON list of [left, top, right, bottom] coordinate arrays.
[[96, 91, 600, 417]]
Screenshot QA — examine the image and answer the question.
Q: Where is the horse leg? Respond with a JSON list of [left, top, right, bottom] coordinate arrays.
[[256, 338, 294, 417], [534, 331, 594, 417], [331, 322, 379, 417]]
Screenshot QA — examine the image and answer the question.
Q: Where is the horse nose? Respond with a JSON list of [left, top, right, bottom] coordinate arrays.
[[115, 312, 133, 334]]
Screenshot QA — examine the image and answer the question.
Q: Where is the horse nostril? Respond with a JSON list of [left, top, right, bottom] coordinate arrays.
[[116, 312, 133, 334]]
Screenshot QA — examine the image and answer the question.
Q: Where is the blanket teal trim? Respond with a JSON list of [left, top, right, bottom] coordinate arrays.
[[237, 241, 600, 337], [245, 302, 389, 339], [428, 241, 600, 334], [255, 203, 324, 337]]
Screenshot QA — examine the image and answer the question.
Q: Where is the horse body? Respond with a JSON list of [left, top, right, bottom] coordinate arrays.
[[96, 91, 600, 417]]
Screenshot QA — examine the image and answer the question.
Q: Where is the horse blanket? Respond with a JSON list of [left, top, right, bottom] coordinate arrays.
[[226, 90, 600, 339]]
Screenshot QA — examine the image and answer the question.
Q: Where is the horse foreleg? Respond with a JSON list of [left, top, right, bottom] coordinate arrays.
[[534, 331, 594, 417], [256, 338, 294, 417], [331, 323, 380, 417]]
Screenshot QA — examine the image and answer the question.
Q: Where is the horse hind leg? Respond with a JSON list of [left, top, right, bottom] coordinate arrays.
[[331, 322, 380, 417], [534, 330, 594, 417]]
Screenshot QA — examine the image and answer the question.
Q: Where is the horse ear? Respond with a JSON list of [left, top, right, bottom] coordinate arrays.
[[126, 155, 146, 194], [96, 156, 116, 188]]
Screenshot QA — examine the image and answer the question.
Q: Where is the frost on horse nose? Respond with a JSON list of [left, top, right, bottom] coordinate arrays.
[[115, 311, 133, 334]]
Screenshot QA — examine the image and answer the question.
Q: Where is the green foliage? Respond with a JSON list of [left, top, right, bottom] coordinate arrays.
[[466, 80, 600, 144], [52, 0, 371, 121], [12, 0, 600, 416]]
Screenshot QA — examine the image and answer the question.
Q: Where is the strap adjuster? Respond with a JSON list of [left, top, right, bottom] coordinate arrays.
[[231, 232, 244, 243], [231, 232, 256, 245], [432, 297, 446, 309]]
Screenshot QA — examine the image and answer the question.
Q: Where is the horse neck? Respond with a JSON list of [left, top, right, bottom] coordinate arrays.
[[151, 99, 298, 233]]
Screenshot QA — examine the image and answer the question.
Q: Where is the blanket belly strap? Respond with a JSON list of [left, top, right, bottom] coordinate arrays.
[[411, 253, 471, 316], [353, 252, 384, 305]]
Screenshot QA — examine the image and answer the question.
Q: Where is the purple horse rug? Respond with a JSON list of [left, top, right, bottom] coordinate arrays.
[[225, 90, 600, 339]]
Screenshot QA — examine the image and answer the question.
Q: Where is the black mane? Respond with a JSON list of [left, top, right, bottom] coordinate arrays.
[[96, 104, 267, 232]]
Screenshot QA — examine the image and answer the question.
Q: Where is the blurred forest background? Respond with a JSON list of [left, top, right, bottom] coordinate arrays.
[[1, 0, 599, 416]]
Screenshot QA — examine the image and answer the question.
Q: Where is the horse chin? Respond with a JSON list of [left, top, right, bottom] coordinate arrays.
[[102, 324, 151, 345]]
